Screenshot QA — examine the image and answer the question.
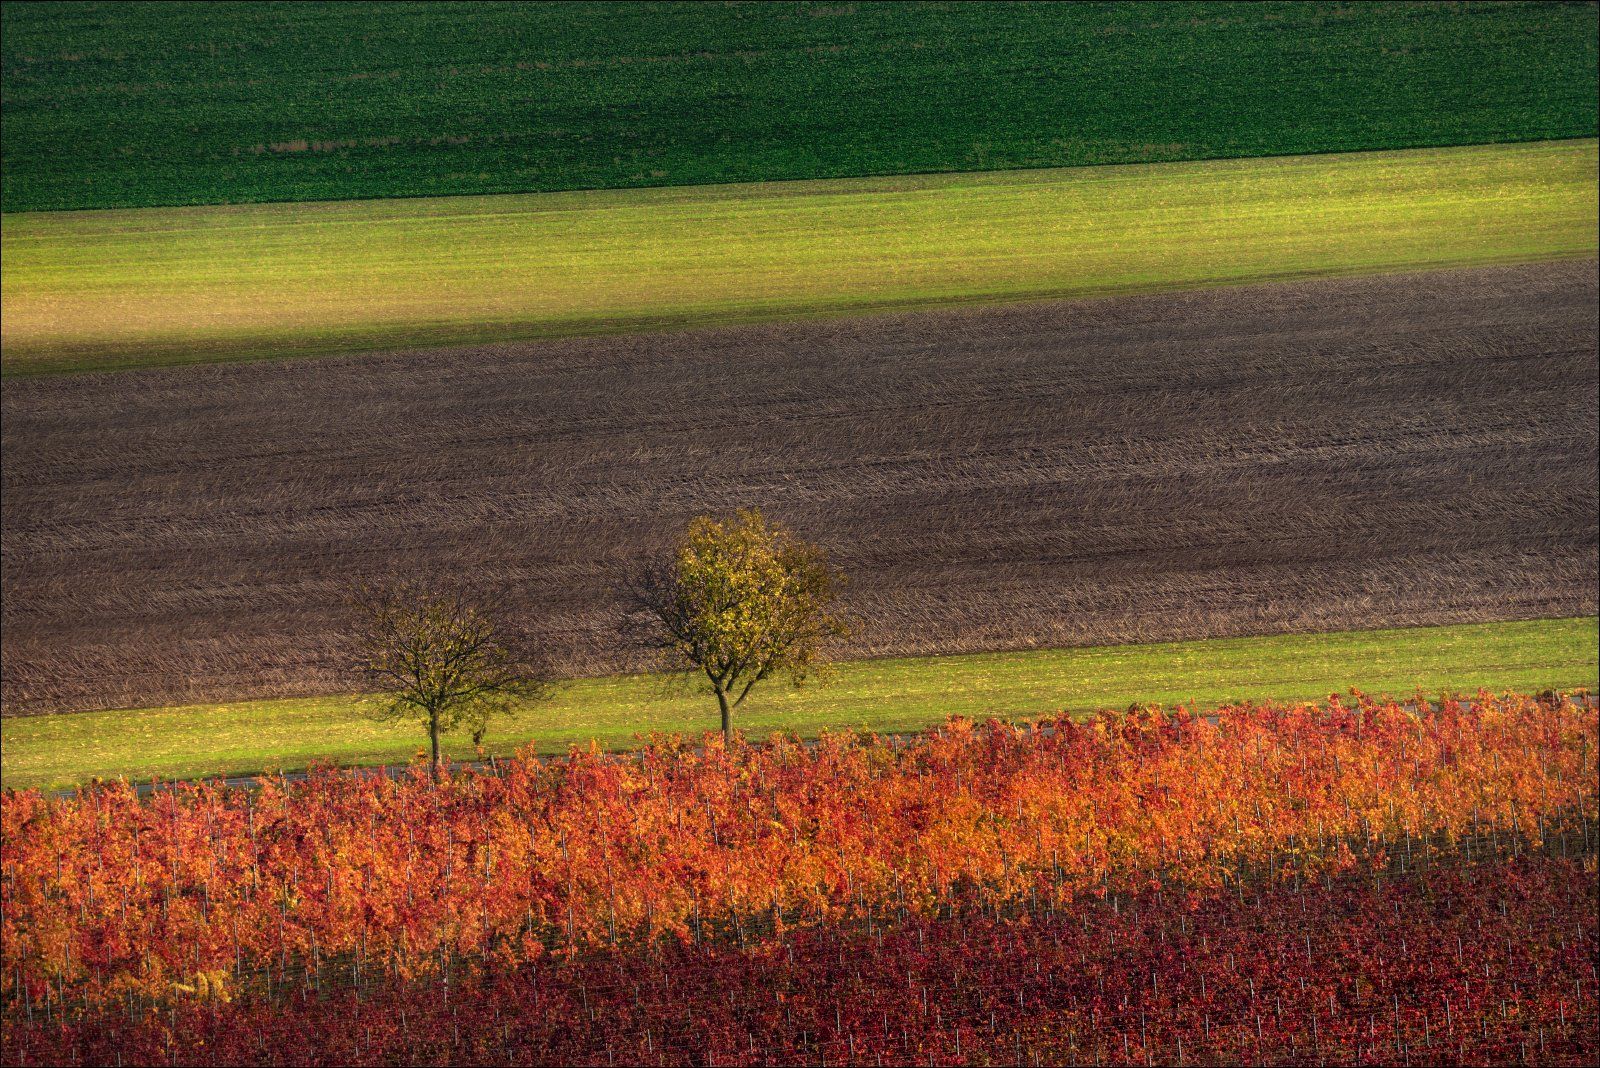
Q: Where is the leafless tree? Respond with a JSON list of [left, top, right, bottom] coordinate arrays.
[[349, 581, 551, 775]]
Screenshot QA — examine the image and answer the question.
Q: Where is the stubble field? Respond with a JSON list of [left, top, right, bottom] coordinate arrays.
[[4, 259, 1595, 716], [3, 139, 1594, 374]]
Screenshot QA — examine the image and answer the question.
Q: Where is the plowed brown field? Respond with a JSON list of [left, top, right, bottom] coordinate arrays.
[[3, 261, 1596, 714]]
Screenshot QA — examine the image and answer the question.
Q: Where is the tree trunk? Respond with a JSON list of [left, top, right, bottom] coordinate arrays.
[[429, 713, 442, 778], [716, 687, 732, 746]]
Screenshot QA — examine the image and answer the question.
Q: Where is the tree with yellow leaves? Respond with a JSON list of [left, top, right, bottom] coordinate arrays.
[[627, 509, 849, 744]]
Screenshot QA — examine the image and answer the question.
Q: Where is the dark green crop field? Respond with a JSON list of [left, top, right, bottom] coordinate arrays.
[[2, 1, 1595, 213]]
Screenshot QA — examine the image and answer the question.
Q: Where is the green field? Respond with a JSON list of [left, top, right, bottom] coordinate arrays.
[[1, 2, 1594, 213], [3, 138, 1595, 374], [2, 617, 1593, 792]]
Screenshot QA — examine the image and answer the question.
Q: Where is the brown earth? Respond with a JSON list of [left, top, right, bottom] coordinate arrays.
[[2, 260, 1596, 715]]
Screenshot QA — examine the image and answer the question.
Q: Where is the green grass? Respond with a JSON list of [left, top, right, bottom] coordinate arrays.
[[1, 2, 1594, 213], [2, 617, 1593, 793], [3, 139, 1595, 374]]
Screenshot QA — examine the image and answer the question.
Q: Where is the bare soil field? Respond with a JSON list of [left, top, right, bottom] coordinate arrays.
[[2, 261, 1596, 715]]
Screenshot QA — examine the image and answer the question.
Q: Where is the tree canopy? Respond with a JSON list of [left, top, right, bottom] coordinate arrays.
[[628, 509, 849, 743], [350, 582, 549, 773]]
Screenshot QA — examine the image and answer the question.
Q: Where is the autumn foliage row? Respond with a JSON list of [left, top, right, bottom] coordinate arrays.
[[6, 852, 1594, 1066], [2, 692, 1595, 1016]]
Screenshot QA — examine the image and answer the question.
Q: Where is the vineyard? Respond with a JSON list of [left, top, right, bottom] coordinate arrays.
[[3, 2, 1595, 1065], [3, 691, 1596, 1065]]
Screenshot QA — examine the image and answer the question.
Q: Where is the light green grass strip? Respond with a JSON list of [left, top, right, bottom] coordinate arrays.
[[2, 618, 1593, 792], [3, 139, 1595, 374]]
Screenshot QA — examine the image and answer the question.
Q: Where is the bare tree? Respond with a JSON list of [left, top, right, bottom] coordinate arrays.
[[349, 581, 550, 775], [626, 509, 849, 744]]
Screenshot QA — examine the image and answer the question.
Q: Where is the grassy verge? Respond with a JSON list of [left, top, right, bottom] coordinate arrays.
[[2, 617, 1593, 792], [3, 139, 1596, 374], [2, 2, 1593, 212]]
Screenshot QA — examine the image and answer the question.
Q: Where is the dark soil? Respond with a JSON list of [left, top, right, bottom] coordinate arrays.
[[3, 260, 1595, 714]]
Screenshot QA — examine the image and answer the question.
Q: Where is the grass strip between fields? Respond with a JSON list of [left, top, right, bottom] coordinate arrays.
[[3, 139, 1596, 374], [2, 617, 1594, 792]]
